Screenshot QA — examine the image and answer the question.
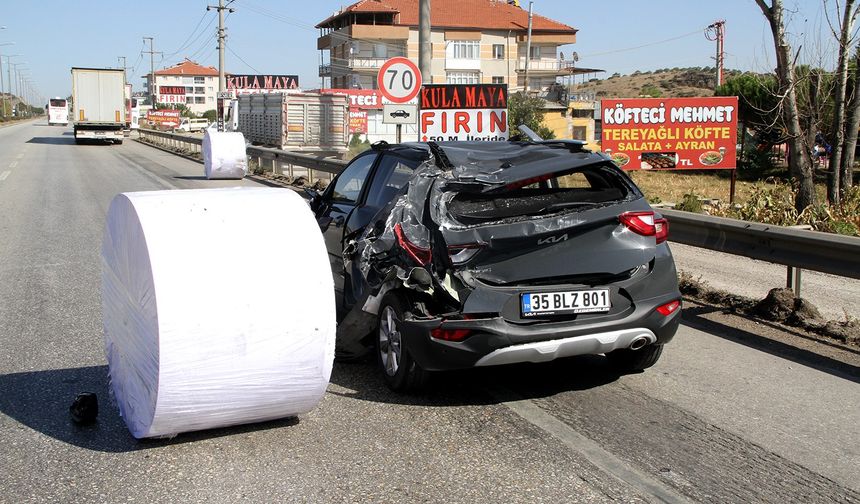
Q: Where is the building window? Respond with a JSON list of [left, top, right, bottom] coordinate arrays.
[[185, 86, 194, 94], [194, 77, 205, 84], [529, 46, 541, 59], [373, 43, 387, 59], [572, 126, 587, 141], [185, 96, 194, 104], [194, 87, 204, 94], [492, 44, 505, 59], [571, 108, 593, 118], [492, 76, 505, 84], [208, 96, 214, 102], [447, 72, 480, 84], [195, 96, 205, 104], [450, 40, 479, 60], [208, 86, 213, 92]]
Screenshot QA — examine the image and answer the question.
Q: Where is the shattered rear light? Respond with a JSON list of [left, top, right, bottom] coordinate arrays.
[[430, 327, 473, 342], [656, 299, 681, 316], [394, 223, 431, 266], [447, 243, 484, 265], [655, 217, 669, 244], [619, 211, 656, 236]]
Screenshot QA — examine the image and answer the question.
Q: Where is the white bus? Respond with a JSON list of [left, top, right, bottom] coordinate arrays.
[[47, 97, 69, 126]]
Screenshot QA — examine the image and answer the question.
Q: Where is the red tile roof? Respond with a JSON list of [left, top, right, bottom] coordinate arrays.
[[316, 0, 576, 33], [154, 59, 219, 76]]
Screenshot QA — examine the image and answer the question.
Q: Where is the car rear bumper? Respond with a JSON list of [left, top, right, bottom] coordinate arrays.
[[400, 298, 680, 371]]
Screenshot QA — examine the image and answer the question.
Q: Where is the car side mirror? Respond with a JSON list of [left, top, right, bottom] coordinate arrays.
[[304, 187, 323, 213]]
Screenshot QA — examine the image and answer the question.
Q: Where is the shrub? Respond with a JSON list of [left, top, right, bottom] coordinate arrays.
[[675, 192, 704, 213]]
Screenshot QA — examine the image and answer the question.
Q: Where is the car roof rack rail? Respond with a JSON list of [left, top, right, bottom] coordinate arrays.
[[516, 124, 588, 153], [371, 140, 391, 150]]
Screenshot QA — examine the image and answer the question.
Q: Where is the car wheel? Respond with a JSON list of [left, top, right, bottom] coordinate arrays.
[[377, 293, 429, 392], [607, 344, 663, 373]]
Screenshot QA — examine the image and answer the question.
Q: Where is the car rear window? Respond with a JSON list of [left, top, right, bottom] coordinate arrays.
[[447, 163, 635, 224]]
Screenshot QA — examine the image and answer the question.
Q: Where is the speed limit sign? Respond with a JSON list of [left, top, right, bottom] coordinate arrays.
[[377, 57, 422, 104]]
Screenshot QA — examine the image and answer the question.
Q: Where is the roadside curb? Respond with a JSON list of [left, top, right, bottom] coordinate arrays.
[[0, 118, 41, 130]]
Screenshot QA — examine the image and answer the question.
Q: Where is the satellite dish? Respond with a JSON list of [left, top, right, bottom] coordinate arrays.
[[572, 52, 580, 62], [559, 51, 565, 61]]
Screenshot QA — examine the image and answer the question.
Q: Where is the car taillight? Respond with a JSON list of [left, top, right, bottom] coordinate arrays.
[[655, 217, 669, 244], [656, 299, 681, 316], [430, 327, 472, 342], [619, 211, 656, 236], [394, 223, 431, 266], [447, 243, 484, 265]]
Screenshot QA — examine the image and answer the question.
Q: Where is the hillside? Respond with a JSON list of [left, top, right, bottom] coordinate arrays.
[[573, 67, 740, 99]]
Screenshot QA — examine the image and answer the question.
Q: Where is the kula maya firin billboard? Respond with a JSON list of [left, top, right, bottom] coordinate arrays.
[[600, 96, 739, 170]]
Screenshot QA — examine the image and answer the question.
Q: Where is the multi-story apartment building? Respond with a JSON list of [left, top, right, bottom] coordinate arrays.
[[316, 0, 577, 92], [144, 59, 219, 115]]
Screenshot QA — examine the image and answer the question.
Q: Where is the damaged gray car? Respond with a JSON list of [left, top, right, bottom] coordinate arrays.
[[308, 137, 681, 392]]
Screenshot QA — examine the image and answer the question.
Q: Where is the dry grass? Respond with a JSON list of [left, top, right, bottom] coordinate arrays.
[[629, 170, 828, 205]]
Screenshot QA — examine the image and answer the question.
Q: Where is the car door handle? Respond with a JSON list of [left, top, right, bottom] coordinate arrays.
[[334, 216, 345, 226]]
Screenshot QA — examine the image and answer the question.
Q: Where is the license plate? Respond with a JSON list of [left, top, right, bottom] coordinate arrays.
[[521, 289, 611, 317]]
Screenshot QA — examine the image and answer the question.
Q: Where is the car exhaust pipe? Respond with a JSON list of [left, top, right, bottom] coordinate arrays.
[[629, 336, 649, 351]]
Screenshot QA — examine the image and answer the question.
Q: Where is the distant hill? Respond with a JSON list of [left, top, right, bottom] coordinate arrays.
[[573, 67, 740, 99]]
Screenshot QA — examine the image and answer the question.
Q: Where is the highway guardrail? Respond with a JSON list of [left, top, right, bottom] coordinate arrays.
[[136, 129, 860, 294]]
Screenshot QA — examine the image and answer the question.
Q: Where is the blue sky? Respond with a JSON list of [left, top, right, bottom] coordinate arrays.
[[0, 0, 832, 100]]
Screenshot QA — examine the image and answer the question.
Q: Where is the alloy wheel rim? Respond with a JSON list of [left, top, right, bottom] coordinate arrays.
[[379, 306, 402, 376]]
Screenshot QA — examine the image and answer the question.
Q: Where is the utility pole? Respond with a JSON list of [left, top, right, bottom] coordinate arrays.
[[418, 0, 431, 83], [118, 56, 129, 76], [524, 1, 533, 92], [143, 37, 161, 106], [207, 0, 235, 94], [705, 20, 726, 88], [208, 0, 235, 131]]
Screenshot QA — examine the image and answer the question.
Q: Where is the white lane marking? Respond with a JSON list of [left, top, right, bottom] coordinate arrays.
[[489, 387, 690, 504], [0, 171, 10, 181], [9, 161, 18, 169]]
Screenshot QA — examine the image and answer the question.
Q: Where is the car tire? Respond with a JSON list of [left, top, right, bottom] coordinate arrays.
[[376, 292, 430, 392], [607, 344, 663, 373]]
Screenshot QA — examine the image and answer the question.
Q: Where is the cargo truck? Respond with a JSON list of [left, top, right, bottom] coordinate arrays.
[[71, 67, 127, 144], [237, 93, 348, 152]]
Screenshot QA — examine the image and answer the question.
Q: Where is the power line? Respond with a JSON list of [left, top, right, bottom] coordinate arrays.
[[580, 29, 702, 58], [226, 44, 260, 73], [163, 11, 215, 60]]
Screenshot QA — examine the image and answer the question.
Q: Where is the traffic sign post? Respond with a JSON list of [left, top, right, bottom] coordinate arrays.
[[378, 57, 422, 143]]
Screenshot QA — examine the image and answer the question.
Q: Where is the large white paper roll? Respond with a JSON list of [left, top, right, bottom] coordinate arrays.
[[101, 187, 334, 439], [203, 128, 247, 179]]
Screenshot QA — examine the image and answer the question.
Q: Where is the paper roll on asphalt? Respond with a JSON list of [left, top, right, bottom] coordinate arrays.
[[101, 187, 334, 439], [203, 129, 247, 179]]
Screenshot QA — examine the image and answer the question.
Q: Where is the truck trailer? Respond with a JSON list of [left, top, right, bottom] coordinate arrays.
[[71, 67, 127, 144], [237, 93, 348, 152]]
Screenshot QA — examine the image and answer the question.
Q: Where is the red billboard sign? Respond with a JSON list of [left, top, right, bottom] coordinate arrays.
[[146, 109, 181, 128], [419, 84, 508, 142], [600, 96, 738, 170], [349, 110, 368, 134], [319, 89, 383, 110]]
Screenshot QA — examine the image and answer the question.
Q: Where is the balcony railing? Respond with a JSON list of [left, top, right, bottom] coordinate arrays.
[[347, 57, 390, 70], [319, 64, 332, 77], [516, 58, 578, 73]]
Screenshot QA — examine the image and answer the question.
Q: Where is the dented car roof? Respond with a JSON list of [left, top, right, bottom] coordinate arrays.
[[398, 141, 614, 186]]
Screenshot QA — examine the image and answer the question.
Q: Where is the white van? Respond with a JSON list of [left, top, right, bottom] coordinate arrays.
[[177, 118, 210, 132]]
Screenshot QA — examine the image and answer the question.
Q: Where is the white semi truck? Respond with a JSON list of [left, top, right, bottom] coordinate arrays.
[[70, 67, 127, 144]]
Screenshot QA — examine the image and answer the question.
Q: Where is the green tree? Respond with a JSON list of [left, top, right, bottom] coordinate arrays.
[[507, 92, 555, 140], [640, 84, 662, 98], [202, 109, 217, 122]]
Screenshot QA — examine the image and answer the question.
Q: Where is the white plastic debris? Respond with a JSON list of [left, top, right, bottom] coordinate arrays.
[[101, 187, 335, 439], [202, 128, 248, 179]]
